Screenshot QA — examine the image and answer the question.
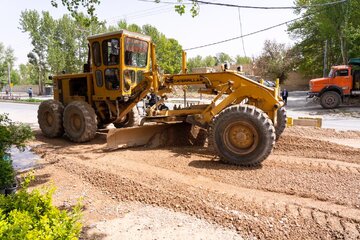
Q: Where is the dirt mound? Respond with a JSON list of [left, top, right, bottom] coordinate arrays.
[[284, 126, 360, 139], [275, 134, 360, 163]]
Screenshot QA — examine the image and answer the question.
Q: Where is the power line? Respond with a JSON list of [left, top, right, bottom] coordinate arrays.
[[122, 5, 170, 18], [184, 15, 305, 51], [184, 0, 348, 51], [237, 7, 246, 57], [106, 5, 173, 23], [139, 0, 347, 10], [126, 6, 173, 20], [193, 0, 347, 10]]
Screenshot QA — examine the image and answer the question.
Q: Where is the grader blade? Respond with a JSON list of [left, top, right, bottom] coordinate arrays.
[[105, 123, 207, 150]]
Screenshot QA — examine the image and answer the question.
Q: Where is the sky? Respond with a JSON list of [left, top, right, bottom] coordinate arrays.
[[0, 0, 298, 68]]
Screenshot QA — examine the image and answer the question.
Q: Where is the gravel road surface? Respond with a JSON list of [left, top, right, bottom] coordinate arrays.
[[29, 126, 360, 239]]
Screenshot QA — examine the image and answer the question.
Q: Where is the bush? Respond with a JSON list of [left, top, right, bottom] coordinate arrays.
[[0, 113, 33, 189], [0, 158, 15, 190], [0, 176, 82, 239], [19, 98, 44, 103], [0, 113, 33, 159]]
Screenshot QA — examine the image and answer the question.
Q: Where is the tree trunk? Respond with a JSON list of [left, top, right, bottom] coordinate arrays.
[[339, 32, 347, 65], [38, 66, 41, 95]]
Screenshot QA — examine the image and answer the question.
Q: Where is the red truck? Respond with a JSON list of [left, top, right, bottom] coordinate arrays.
[[308, 58, 360, 108]]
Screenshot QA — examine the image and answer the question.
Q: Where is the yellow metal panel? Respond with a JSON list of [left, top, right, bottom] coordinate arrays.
[[61, 79, 71, 105]]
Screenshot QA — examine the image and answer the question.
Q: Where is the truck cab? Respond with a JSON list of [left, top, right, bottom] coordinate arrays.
[[308, 58, 360, 109]]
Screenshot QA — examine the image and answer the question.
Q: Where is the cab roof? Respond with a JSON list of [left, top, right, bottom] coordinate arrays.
[[332, 65, 348, 69], [87, 30, 151, 42]]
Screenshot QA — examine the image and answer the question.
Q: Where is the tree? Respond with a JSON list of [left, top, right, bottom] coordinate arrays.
[[51, 0, 100, 23], [27, 52, 42, 92], [254, 40, 299, 83], [288, 0, 360, 77], [51, 0, 199, 22], [186, 55, 217, 72], [18, 64, 38, 85], [215, 52, 233, 65], [20, 10, 51, 94], [235, 55, 252, 65], [20, 10, 106, 90], [0, 43, 16, 89], [187, 55, 203, 72], [203, 55, 217, 67], [10, 70, 20, 85]]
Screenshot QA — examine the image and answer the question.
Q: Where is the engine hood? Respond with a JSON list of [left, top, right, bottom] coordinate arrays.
[[310, 77, 329, 83], [309, 77, 330, 93]]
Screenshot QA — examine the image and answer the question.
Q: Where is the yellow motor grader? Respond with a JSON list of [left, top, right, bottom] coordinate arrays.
[[38, 30, 286, 166]]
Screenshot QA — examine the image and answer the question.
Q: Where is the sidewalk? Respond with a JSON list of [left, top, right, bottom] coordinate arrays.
[[0, 91, 53, 101]]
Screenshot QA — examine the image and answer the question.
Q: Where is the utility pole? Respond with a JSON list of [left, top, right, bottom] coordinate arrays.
[[323, 40, 328, 77]]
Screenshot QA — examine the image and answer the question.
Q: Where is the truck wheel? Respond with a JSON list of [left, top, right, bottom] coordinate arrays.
[[320, 91, 341, 109], [275, 107, 287, 140], [63, 101, 97, 142], [38, 100, 64, 137], [209, 105, 275, 166], [113, 106, 140, 128]]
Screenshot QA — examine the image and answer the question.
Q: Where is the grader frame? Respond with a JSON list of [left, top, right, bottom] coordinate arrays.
[[38, 30, 286, 166]]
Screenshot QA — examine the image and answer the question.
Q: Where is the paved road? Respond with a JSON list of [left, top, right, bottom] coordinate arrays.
[[0, 102, 39, 128], [1, 92, 360, 131], [286, 91, 360, 131]]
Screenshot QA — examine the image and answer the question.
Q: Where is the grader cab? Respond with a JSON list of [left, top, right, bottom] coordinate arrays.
[[38, 30, 286, 166]]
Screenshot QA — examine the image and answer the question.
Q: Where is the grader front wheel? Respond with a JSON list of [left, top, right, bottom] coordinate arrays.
[[63, 101, 97, 142], [210, 105, 275, 166], [113, 106, 140, 128]]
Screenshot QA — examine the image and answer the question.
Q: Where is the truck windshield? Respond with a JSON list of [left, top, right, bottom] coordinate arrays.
[[328, 69, 334, 78], [124, 37, 148, 68]]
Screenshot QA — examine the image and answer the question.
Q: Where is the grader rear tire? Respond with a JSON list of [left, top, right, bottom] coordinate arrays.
[[113, 106, 140, 128], [63, 101, 97, 142], [38, 100, 64, 137], [210, 105, 275, 166], [275, 107, 287, 140]]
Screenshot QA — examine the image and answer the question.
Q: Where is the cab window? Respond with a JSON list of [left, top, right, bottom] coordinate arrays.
[[92, 42, 101, 67], [123, 70, 135, 92], [124, 37, 148, 67], [105, 69, 120, 90], [335, 69, 349, 77], [102, 38, 120, 66], [137, 70, 144, 83]]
